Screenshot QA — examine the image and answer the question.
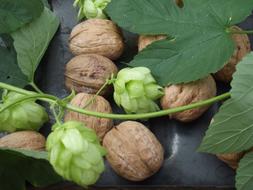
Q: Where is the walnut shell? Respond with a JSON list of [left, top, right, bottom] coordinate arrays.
[[0, 131, 45, 151], [160, 75, 217, 122], [65, 93, 113, 140], [217, 152, 244, 169], [103, 121, 164, 181], [69, 19, 124, 60], [214, 26, 251, 83], [65, 54, 118, 95], [138, 35, 166, 51]]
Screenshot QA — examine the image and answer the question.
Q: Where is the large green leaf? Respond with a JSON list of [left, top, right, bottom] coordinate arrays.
[[0, 0, 44, 34], [11, 8, 59, 82], [130, 36, 234, 85], [0, 46, 28, 87], [199, 52, 253, 154], [106, 0, 253, 85], [0, 148, 61, 190], [236, 152, 253, 190]]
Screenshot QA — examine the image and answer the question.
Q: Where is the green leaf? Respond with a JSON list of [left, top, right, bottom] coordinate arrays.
[[11, 7, 59, 82], [0, 46, 28, 87], [130, 36, 234, 85], [0, 148, 61, 190], [107, 0, 253, 85], [199, 52, 253, 154], [0, 0, 44, 34], [236, 152, 253, 190]]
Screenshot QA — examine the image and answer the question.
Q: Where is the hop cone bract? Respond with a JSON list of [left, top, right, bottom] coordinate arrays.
[[113, 67, 164, 113], [0, 92, 48, 132], [46, 121, 106, 187], [74, 0, 111, 20]]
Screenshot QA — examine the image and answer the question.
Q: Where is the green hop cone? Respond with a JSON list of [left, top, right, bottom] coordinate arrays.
[[0, 92, 48, 132], [73, 0, 111, 20], [46, 121, 106, 187], [113, 67, 164, 113]]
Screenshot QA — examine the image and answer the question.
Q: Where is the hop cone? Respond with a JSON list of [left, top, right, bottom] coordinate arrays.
[[74, 0, 111, 20], [46, 121, 106, 187], [0, 92, 48, 132], [113, 67, 164, 113]]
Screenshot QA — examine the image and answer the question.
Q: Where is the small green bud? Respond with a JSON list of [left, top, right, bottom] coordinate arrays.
[[0, 92, 48, 132], [74, 0, 111, 20], [113, 67, 164, 113], [46, 121, 106, 187]]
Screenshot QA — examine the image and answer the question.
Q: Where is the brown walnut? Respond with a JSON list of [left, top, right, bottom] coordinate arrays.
[[160, 75, 217, 122], [65, 93, 113, 140], [103, 121, 164, 181], [138, 35, 166, 51], [65, 54, 118, 95], [214, 26, 251, 83], [69, 19, 124, 60], [0, 131, 45, 151], [217, 152, 244, 170]]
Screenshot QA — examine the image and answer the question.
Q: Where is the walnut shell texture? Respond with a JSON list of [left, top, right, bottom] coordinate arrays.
[[214, 26, 251, 83], [161, 75, 217, 122], [103, 121, 164, 181], [0, 131, 45, 151], [65, 93, 113, 140], [65, 54, 118, 95], [69, 19, 124, 60], [217, 152, 244, 170], [138, 35, 166, 51]]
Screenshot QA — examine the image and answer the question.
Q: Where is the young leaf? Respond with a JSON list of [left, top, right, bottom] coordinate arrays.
[[106, 0, 253, 85], [236, 152, 253, 190], [199, 52, 253, 154], [0, 46, 28, 87], [0, 0, 44, 34], [0, 149, 61, 190], [11, 8, 60, 82]]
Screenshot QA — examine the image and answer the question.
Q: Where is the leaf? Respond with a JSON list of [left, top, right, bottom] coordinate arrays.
[[0, 0, 44, 34], [0, 148, 61, 190], [0, 46, 28, 87], [236, 152, 253, 190], [199, 52, 253, 154], [130, 36, 234, 85], [106, 0, 253, 85], [11, 7, 60, 82]]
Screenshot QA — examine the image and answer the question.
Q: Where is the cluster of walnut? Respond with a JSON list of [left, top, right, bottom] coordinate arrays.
[[63, 17, 252, 181], [64, 18, 166, 182], [66, 19, 124, 95]]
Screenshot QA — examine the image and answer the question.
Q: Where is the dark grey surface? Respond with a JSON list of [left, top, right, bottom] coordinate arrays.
[[37, 0, 253, 189]]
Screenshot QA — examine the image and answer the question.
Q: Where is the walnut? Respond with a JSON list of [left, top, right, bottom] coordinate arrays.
[[69, 19, 124, 60], [65, 54, 118, 95], [0, 131, 45, 151], [65, 93, 113, 140], [214, 26, 251, 83], [217, 152, 244, 169], [160, 75, 217, 122], [138, 35, 166, 51], [103, 121, 164, 181]]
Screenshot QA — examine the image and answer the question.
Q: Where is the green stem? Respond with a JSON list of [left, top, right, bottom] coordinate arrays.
[[0, 82, 231, 120], [0, 94, 54, 113], [30, 82, 44, 94], [229, 29, 253, 35], [66, 93, 230, 120], [83, 80, 109, 108]]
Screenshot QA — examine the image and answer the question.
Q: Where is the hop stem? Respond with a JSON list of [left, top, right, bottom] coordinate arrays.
[[0, 82, 231, 120]]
